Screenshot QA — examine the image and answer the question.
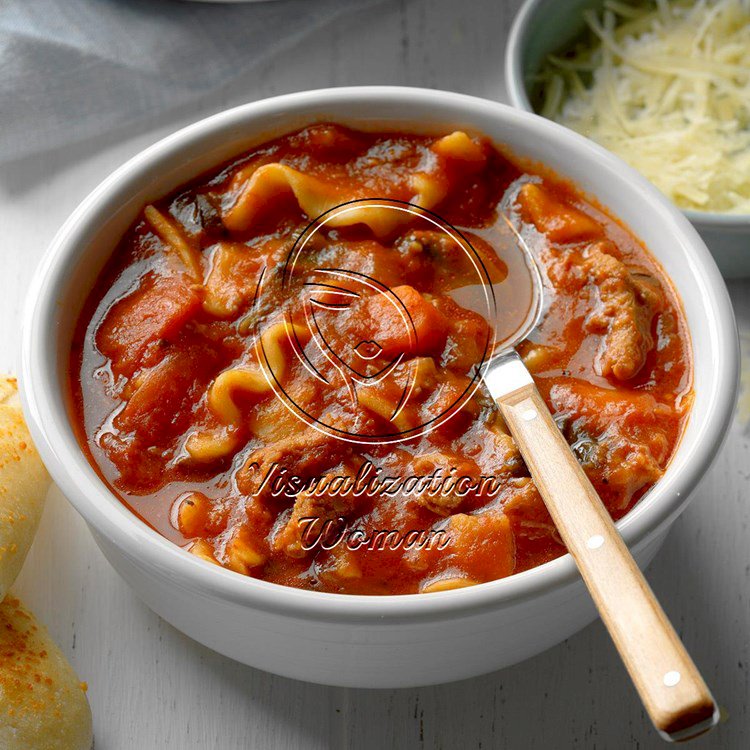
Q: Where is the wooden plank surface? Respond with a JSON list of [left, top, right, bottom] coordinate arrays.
[[2, 0, 748, 747]]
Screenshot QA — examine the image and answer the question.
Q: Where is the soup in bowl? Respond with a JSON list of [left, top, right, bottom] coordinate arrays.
[[20, 88, 737, 687], [71, 123, 692, 596]]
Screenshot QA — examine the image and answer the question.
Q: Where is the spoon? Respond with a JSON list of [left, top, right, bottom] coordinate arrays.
[[480, 211, 719, 743], [290, 199, 718, 740]]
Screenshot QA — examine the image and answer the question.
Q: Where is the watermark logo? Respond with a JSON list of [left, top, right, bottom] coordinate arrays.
[[296, 517, 450, 553], [301, 267, 415, 390], [250, 199, 497, 445]]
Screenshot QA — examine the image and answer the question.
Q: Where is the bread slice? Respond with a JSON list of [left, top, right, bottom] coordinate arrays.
[[0, 594, 93, 749], [0, 377, 50, 600]]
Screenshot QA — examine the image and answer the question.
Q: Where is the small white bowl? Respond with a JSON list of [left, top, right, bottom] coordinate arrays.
[[505, 0, 750, 278], [20, 87, 738, 687]]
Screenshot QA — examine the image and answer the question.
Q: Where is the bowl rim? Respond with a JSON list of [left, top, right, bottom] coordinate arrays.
[[504, 0, 750, 229], [20, 85, 739, 624]]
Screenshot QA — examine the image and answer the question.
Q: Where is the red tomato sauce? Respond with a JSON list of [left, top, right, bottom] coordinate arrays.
[[70, 124, 692, 595]]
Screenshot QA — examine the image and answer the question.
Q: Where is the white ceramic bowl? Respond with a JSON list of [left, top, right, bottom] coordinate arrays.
[[505, 0, 750, 278], [20, 87, 738, 688]]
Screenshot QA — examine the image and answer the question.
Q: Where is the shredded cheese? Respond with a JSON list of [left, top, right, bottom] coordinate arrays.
[[537, 0, 750, 214]]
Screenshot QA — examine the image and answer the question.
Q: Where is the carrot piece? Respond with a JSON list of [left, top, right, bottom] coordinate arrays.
[[364, 284, 448, 357], [518, 183, 600, 243], [97, 273, 201, 376], [446, 511, 515, 580], [116, 344, 216, 442]]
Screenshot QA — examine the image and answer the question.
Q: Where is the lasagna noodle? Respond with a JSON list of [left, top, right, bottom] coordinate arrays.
[[186, 321, 309, 461], [222, 131, 486, 235], [144, 205, 203, 280]]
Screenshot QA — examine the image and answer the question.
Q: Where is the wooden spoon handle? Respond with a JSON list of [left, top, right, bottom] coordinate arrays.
[[497, 382, 718, 742]]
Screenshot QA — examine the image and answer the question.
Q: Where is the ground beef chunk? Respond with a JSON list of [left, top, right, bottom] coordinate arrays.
[[549, 380, 672, 510], [235, 428, 350, 498], [273, 472, 363, 558], [581, 242, 664, 381]]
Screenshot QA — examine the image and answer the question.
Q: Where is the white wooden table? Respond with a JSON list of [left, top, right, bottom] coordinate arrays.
[[3, 1, 749, 747]]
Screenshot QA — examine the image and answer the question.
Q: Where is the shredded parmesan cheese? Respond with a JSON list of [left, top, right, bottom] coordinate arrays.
[[537, 0, 750, 214]]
